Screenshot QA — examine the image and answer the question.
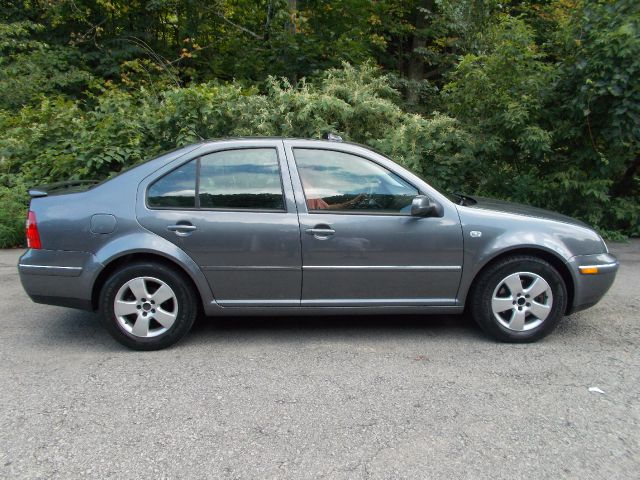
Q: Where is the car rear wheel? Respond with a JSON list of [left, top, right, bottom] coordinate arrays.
[[469, 255, 567, 342], [100, 262, 198, 350]]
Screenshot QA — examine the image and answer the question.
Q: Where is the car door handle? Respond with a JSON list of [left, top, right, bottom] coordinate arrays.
[[305, 227, 335, 236], [166, 223, 197, 236]]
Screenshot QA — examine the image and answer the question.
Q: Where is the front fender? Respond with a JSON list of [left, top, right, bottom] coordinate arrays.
[[455, 207, 604, 305]]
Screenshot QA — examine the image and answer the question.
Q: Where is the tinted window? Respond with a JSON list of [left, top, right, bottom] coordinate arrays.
[[199, 149, 284, 210], [147, 160, 196, 208], [294, 149, 418, 214]]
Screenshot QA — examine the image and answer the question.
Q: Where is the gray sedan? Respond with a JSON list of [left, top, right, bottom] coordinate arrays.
[[18, 137, 619, 350]]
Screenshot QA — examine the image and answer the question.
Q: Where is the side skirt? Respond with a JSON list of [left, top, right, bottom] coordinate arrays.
[[203, 303, 464, 317]]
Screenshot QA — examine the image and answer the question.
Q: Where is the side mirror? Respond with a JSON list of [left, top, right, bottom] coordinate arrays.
[[411, 195, 442, 217]]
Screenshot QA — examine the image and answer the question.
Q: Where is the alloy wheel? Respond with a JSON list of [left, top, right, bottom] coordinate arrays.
[[491, 271, 553, 332], [113, 276, 178, 338]]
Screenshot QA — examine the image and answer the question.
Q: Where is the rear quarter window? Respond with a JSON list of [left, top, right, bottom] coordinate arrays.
[[147, 160, 197, 208]]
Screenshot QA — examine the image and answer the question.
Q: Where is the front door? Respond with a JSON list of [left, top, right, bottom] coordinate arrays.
[[137, 141, 302, 306], [285, 143, 463, 306]]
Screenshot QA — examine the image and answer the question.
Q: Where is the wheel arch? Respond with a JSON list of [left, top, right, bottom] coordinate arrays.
[[91, 251, 208, 312], [463, 247, 574, 314], [89, 230, 216, 312]]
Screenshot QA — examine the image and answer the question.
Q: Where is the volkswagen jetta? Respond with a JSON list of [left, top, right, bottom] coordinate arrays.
[[18, 137, 619, 350]]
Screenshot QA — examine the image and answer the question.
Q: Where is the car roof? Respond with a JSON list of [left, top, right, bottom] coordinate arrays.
[[199, 136, 370, 151], [201, 136, 363, 143]]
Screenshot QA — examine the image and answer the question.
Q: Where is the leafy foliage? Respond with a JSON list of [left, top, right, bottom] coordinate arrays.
[[0, 1, 638, 246], [444, 16, 555, 196], [0, 180, 27, 248], [441, 4, 640, 238], [551, 0, 640, 235], [0, 22, 95, 109], [0, 63, 469, 182]]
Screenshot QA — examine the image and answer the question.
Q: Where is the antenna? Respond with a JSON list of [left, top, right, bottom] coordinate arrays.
[[322, 132, 343, 142]]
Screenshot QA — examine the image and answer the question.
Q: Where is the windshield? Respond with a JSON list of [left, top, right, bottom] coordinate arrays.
[[367, 146, 471, 205]]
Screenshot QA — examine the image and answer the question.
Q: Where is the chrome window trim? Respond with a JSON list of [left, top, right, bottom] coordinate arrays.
[[146, 147, 288, 213], [291, 147, 422, 216]]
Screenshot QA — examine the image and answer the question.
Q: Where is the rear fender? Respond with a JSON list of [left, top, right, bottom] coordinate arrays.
[[93, 232, 217, 311]]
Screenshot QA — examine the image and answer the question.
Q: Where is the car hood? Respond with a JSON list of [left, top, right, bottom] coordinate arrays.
[[463, 195, 590, 229]]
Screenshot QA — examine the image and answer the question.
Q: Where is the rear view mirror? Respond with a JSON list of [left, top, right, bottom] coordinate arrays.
[[411, 195, 442, 217]]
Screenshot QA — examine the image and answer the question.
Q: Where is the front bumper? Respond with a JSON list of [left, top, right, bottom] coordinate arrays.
[[18, 249, 102, 311], [567, 252, 619, 314]]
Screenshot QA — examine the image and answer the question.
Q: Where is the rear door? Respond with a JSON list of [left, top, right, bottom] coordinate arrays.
[[137, 140, 302, 306], [284, 141, 463, 306]]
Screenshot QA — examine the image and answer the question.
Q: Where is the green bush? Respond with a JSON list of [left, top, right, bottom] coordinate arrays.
[[0, 62, 472, 186], [0, 63, 472, 247], [0, 53, 638, 248], [0, 22, 95, 110], [0, 182, 27, 248], [441, 10, 640, 238]]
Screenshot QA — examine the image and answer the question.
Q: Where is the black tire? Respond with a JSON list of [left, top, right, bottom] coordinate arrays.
[[99, 262, 198, 350], [469, 255, 567, 343]]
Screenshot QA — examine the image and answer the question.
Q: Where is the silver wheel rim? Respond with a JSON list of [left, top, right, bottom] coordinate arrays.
[[114, 276, 178, 338], [491, 271, 553, 332]]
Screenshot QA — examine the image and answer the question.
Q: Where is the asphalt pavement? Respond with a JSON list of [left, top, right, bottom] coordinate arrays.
[[0, 242, 638, 479]]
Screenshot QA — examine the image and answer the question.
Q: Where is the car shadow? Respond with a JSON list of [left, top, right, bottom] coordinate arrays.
[[34, 308, 486, 351], [31, 309, 120, 352], [183, 312, 487, 346]]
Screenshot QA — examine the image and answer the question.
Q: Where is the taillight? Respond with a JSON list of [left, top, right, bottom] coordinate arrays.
[[26, 211, 42, 249]]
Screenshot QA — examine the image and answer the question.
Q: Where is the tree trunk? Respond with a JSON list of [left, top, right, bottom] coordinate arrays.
[[288, 0, 298, 84], [611, 155, 640, 197], [406, 0, 434, 106]]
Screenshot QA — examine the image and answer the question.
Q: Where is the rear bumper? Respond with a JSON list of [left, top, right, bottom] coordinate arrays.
[[18, 249, 102, 311], [567, 252, 619, 314]]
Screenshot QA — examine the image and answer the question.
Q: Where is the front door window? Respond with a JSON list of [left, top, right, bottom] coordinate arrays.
[[293, 149, 419, 214]]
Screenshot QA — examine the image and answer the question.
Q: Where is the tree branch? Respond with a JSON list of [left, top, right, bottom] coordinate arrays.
[[215, 12, 262, 40]]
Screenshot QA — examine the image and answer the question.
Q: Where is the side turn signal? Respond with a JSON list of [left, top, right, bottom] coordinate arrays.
[[579, 266, 599, 275]]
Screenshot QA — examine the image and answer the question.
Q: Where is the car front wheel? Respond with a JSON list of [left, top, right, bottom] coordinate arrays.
[[100, 262, 198, 350], [470, 255, 567, 342]]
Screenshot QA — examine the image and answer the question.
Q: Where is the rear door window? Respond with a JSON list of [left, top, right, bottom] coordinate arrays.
[[199, 149, 284, 210]]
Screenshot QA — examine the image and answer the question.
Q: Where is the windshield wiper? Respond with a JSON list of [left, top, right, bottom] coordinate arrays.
[[453, 192, 477, 206]]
